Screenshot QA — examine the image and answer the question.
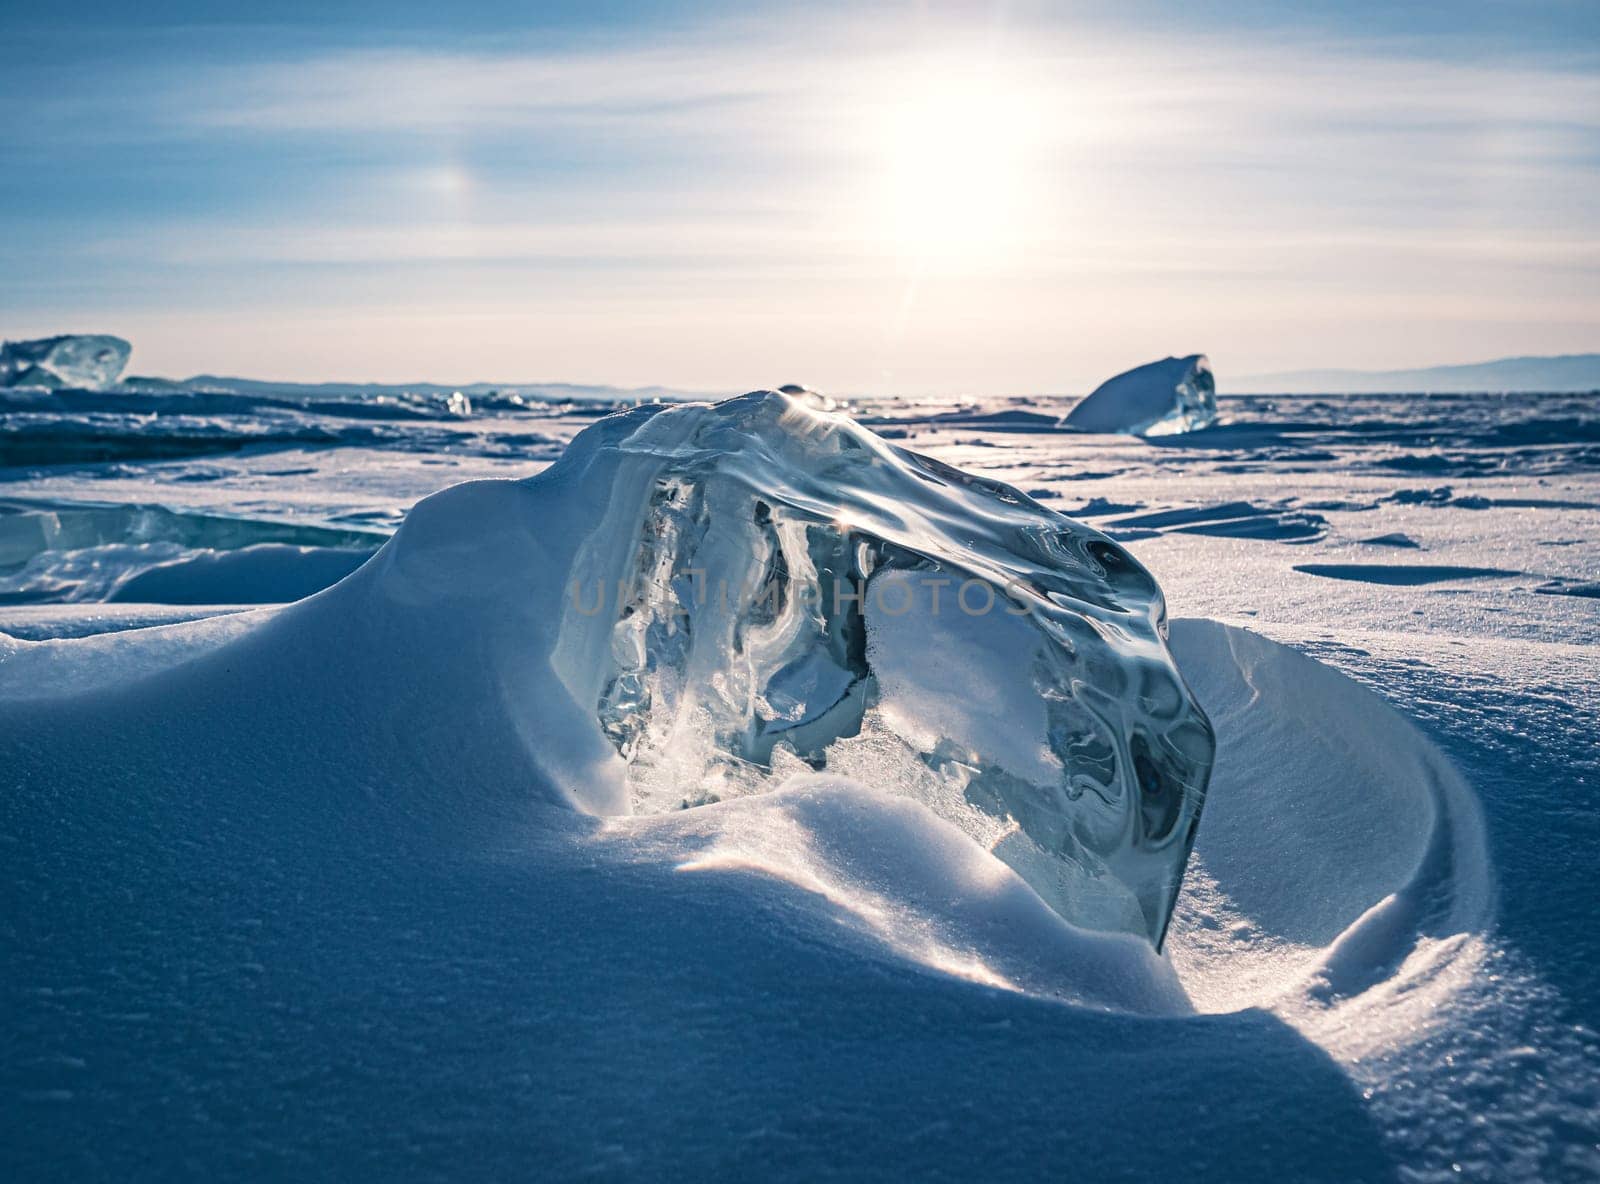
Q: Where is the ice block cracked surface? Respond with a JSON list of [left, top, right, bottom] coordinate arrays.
[[559, 391, 1214, 945]]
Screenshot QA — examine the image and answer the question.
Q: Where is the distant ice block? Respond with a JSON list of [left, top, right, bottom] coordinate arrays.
[[554, 390, 1214, 945], [1066, 355, 1218, 436], [0, 334, 131, 390], [777, 382, 838, 411]]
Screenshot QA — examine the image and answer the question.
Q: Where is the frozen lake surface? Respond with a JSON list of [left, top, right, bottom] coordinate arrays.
[[2, 383, 1596, 1181]]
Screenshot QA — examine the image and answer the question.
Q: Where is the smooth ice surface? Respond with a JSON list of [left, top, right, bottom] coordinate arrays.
[[0, 333, 131, 390], [1066, 354, 1219, 436], [552, 391, 1214, 945]]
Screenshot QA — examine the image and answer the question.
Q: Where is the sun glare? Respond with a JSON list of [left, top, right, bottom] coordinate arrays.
[[873, 72, 1042, 268]]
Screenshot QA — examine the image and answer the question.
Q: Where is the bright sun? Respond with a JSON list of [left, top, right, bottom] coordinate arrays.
[[874, 72, 1041, 268]]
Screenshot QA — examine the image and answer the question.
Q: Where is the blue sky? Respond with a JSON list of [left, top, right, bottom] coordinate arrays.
[[1, 1, 1596, 391]]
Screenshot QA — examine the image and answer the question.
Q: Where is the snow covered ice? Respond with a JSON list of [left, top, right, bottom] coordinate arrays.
[[1066, 354, 1219, 436], [557, 391, 1213, 944], [0, 333, 131, 390], [1, 378, 1596, 1182]]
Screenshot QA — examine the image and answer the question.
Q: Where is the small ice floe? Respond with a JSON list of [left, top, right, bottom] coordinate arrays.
[[1066, 354, 1218, 436], [443, 390, 473, 417], [0, 334, 132, 390]]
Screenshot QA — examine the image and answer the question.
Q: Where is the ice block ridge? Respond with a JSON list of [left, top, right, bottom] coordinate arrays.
[[560, 391, 1214, 945]]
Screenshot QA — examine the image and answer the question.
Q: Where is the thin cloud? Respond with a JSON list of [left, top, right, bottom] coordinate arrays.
[[1, 12, 1596, 386]]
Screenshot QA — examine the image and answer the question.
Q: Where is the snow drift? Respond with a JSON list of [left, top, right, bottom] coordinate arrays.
[[0, 392, 1496, 1179]]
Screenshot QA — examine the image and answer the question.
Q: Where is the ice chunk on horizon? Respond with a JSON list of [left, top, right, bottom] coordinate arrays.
[[0, 334, 131, 390], [777, 382, 840, 411], [553, 390, 1214, 945], [1066, 354, 1218, 437]]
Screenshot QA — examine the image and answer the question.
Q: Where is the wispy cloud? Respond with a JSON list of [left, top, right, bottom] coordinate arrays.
[[1, 10, 1597, 387]]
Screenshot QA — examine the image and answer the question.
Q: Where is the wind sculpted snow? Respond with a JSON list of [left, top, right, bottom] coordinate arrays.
[[1, 383, 1596, 1181]]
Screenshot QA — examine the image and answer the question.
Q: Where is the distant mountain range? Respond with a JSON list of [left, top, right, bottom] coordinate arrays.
[[178, 375, 713, 403], [1230, 354, 1600, 394], [137, 355, 1600, 399]]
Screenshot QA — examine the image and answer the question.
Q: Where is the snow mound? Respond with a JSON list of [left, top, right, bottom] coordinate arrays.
[[0, 419, 1498, 1175], [1067, 354, 1218, 436], [0, 453, 1192, 1014], [0, 333, 131, 390], [0, 541, 1489, 1027], [1166, 621, 1491, 1045], [106, 543, 378, 605]]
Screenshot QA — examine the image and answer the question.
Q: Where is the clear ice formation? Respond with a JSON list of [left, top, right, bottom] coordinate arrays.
[[556, 391, 1214, 946], [0, 334, 132, 390], [1065, 354, 1218, 437], [776, 382, 840, 411]]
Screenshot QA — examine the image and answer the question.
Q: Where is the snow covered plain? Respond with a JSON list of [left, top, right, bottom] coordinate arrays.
[[2, 382, 1597, 1181]]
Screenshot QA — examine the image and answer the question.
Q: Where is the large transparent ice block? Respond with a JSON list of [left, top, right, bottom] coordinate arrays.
[[1065, 354, 1218, 437], [0, 334, 131, 390], [557, 391, 1214, 945]]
